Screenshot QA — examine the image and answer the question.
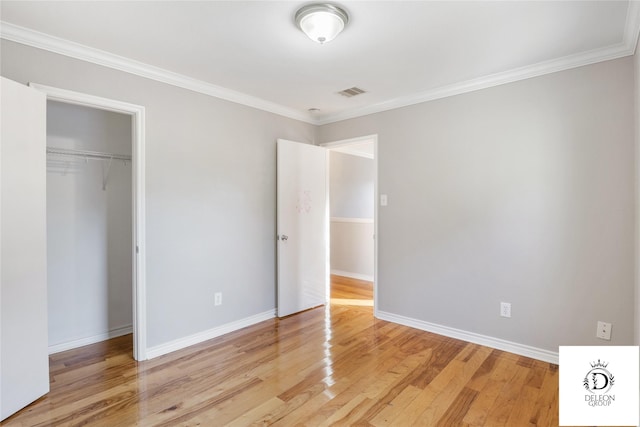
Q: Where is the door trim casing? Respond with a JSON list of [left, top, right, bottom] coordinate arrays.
[[29, 83, 147, 361]]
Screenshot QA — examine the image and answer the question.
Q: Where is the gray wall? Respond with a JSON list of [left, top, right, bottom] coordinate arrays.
[[330, 151, 374, 218], [330, 221, 374, 279], [46, 101, 132, 348], [635, 41, 640, 347], [0, 40, 316, 349], [319, 58, 636, 351]]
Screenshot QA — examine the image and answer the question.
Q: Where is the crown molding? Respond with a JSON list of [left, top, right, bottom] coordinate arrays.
[[0, 21, 316, 124], [316, 42, 635, 125]]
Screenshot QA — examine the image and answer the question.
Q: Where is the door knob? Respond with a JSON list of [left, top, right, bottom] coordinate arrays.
[[280, 235, 288, 241]]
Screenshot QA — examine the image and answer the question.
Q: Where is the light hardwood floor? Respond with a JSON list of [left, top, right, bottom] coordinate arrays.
[[4, 275, 565, 426]]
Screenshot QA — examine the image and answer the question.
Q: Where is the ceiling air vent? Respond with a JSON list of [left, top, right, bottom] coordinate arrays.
[[337, 87, 366, 98]]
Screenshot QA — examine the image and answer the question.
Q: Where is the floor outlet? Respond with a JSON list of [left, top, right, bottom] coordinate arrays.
[[215, 292, 222, 306], [596, 321, 611, 340], [500, 302, 511, 318]]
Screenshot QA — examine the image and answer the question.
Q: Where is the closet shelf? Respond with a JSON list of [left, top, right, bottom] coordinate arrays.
[[46, 146, 131, 161], [46, 146, 131, 190]]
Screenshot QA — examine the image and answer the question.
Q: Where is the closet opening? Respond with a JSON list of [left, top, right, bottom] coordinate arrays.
[[46, 100, 134, 356], [32, 83, 147, 361]]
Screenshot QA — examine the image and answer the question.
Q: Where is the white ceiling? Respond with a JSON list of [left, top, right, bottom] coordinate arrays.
[[1, 1, 639, 125]]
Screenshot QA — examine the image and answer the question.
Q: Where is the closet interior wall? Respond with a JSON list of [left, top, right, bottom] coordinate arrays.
[[46, 100, 133, 352]]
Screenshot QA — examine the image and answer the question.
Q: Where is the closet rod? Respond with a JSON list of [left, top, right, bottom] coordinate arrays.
[[46, 146, 131, 161]]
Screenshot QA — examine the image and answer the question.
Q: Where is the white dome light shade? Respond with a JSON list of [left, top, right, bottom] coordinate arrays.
[[295, 4, 349, 44]]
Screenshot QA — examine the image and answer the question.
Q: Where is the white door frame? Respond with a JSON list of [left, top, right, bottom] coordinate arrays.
[[29, 83, 147, 361], [321, 134, 379, 315]]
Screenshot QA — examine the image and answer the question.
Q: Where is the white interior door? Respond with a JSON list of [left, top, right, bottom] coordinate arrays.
[[1, 77, 49, 420], [277, 139, 328, 317]]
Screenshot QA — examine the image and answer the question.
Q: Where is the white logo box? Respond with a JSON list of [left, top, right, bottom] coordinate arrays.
[[559, 346, 639, 426]]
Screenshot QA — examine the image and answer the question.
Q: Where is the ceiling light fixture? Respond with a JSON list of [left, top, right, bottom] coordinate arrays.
[[295, 3, 349, 44]]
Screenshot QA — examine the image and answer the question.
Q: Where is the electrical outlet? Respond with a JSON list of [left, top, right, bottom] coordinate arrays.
[[596, 321, 611, 340], [214, 292, 222, 306], [500, 302, 511, 318]]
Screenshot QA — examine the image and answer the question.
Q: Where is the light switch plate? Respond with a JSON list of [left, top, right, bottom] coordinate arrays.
[[380, 194, 388, 206]]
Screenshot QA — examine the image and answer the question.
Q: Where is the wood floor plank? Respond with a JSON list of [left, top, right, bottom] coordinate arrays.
[[269, 379, 347, 426], [466, 349, 501, 392], [350, 350, 433, 424], [417, 347, 491, 426], [369, 384, 423, 426], [316, 394, 369, 426], [482, 364, 529, 426], [462, 355, 520, 426], [225, 396, 285, 427], [505, 384, 542, 427], [244, 382, 327, 426], [462, 378, 506, 426], [435, 386, 479, 427], [2, 276, 562, 427], [529, 364, 560, 427], [389, 344, 491, 426], [299, 346, 421, 425]]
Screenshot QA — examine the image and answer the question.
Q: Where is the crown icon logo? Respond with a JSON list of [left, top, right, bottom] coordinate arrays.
[[590, 359, 609, 369]]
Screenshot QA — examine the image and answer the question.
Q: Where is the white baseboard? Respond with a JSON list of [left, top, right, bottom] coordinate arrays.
[[331, 270, 374, 282], [49, 325, 133, 354], [376, 310, 558, 364], [146, 310, 275, 360]]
